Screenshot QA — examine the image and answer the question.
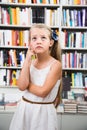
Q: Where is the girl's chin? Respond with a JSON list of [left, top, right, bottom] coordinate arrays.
[[36, 52, 43, 54], [35, 50, 44, 54]]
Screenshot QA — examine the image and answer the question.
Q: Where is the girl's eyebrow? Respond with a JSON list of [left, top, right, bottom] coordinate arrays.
[[40, 34, 48, 37], [32, 35, 46, 37], [31, 35, 37, 38]]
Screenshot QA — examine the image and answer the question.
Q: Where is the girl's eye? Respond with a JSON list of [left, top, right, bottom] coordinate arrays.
[[31, 36, 47, 41], [32, 37, 37, 41], [41, 36, 46, 40]]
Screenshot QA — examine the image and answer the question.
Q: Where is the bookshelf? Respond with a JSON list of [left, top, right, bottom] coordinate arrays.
[[0, 0, 60, 110], [61, 2, 87, 103], [0, 0, 87, 112]]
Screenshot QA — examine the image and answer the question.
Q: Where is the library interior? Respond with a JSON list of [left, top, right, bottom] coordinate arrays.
[[0, 0, 87, 130]]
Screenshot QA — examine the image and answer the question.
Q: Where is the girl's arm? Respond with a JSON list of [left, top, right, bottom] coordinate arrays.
[[17, 49, 34, 91], [28, 61, 62, 98]]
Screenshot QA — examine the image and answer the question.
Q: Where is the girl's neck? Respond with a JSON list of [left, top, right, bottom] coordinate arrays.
[[33, 54, 53, 69], [37, 52, 51, 62]]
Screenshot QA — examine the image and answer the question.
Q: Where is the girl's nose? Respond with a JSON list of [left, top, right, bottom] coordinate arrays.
[[36, 37, 42, 43]]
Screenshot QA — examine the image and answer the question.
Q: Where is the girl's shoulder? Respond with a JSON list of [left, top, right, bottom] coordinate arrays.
[[50, 58, 62, 79], [50, 58, 62, 69]]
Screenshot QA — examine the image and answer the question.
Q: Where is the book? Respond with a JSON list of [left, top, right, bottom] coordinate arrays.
[[77, 10, 82, 26], [12, 70, 17, 86], [82, 9, 86, 27], [16, 7, 20, 25], [66, 9, 70, 26], [64, 108, 77, 112], [5, 102, 17, 111], [62, 71, 71, 91], [74, 0, 80, 5]]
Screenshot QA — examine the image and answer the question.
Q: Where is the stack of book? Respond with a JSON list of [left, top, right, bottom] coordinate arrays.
[[4, 93, 21, 111], [77, 102, 87, 113], [57, 103, 64, 113], [0, 93, 5, 111], [64, 100, 77, 113], [0, 93, 22, 111]]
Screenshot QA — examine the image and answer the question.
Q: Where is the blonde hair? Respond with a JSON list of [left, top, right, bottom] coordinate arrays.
[[29, 23, 62, 106]]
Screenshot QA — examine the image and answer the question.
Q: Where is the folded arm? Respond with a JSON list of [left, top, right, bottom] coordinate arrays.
[[28, 61, 62, 98], [17, 49, 34, 90]]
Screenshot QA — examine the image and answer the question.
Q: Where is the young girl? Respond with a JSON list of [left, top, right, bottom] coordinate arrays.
[[9, 24, 62, 130]]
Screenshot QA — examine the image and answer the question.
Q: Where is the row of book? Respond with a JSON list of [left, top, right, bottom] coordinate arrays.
[[0, 6, 32, 25], [0, 30, 29, 47], [62, 52, 87, 69], [2, 68, 87, 88], [0, 0, 59, 4], [0, 69, 20, 86], [71, 72, 86, 88], [1, 0, 87, 5], [61, 0, 87, 5], [61, 31, 87, 48], [0, 29, 59, 47], [3, 70, 86, 97], [0, 50, 26, 67], [62, 8, 87, 27], [32, 8, 44, 24], [0, 6, 60, 26], [45, 8, 60, 26], [62, 71, 87, 89]]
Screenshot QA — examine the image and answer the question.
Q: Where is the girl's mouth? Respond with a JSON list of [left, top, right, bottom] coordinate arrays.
[[35, 46, 43, 49]]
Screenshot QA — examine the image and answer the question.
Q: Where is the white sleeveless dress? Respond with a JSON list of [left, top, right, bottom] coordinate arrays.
[[9, 64, 60, 130]]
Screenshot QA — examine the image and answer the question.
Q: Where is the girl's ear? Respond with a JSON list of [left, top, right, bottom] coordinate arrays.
[[50, 39, 54, 47]]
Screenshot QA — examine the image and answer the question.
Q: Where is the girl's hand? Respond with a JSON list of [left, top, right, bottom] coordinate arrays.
[[26, 48, 36, 62]]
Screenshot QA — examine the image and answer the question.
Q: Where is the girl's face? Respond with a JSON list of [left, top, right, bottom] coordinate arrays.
[[29, 28, 53, 54]]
